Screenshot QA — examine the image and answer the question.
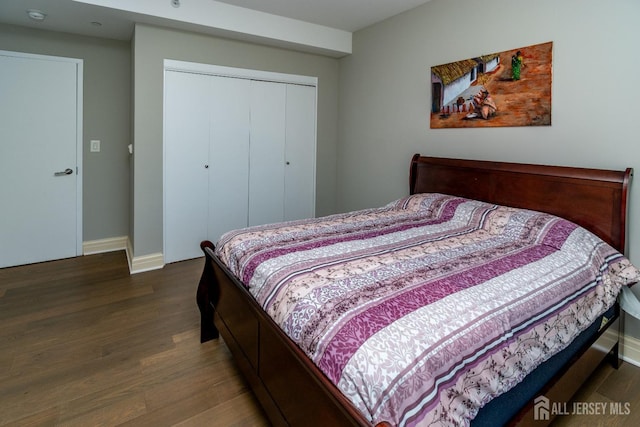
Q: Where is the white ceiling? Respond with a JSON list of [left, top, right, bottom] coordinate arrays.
[[0, 0, 431, 56]]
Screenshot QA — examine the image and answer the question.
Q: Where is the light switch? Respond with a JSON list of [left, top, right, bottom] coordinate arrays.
[[90, 139, 101, 152]]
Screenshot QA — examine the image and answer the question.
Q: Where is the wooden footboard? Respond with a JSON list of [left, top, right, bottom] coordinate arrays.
[[196, 240, 218, 343]]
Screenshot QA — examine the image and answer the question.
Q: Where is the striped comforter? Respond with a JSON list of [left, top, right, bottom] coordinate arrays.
[[215, 193, 639, 426]]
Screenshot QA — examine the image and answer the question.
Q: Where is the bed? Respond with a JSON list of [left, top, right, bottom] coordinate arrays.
[[197, 154, 638, 426]]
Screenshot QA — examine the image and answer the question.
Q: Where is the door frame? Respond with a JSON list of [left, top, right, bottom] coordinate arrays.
[[1, 49, 83, 258], [163, 60, 318, 86]]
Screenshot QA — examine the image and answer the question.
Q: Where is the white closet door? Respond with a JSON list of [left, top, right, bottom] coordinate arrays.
[[164, 71, 211, 263], [248, 81, 286, 227], [164, 62, 318, 263], [284, 84, 316, 221], [208, 76, 251, 243]]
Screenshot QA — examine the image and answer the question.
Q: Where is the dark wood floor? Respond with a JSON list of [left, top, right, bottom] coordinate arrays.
[[550, 360, 640, 427], [1, 251, 639, 426], [0, 251, 268, 426]]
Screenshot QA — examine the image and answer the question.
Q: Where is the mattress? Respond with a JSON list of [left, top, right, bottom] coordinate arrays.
[[215, 193, 640, 426]]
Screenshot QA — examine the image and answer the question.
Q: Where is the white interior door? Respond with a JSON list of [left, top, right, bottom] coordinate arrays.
[[163, 70, 211, 263], [208, 76, 251, 243], [0, 51, 82, 269], [248, 80, 286, 227], [285, 84, 316, 221], [163, 60, 318, 264]]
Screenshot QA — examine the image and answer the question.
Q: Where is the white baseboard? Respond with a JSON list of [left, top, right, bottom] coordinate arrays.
[[125, 237, 164, 274], [83, 236, 128, 255], [83, 236, 164, 274], [621, 333, 640, 367], [129, 252, 165, 274]]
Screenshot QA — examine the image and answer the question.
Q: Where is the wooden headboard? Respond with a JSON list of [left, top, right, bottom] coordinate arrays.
[[409, 154, 632, 254]]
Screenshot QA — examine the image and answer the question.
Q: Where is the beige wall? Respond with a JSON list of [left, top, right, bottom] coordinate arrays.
[[339, 0, 640, 258], [131, 24, 340, 257], [337, 0, 640, 336], [0, 24, 131, 243]]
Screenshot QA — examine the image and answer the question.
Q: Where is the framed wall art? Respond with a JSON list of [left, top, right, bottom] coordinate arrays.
[[430, 41, 552, 129]]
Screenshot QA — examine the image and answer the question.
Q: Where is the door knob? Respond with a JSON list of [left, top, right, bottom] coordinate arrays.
[[54, 168, 73, 176]]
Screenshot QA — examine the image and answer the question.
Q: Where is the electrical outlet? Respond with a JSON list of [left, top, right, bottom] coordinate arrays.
[[90, 140, 100, 152]]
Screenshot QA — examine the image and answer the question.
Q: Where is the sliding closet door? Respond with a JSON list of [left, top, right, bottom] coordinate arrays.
[[208, 76, 251, 242], [284, 84, 316, 221], [164, 71, 210, 263], [164, 61, 317, 263], [248, 81, 286, 227]]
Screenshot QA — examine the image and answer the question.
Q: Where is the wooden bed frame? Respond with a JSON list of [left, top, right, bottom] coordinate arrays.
[[197, 154, 632, 426]]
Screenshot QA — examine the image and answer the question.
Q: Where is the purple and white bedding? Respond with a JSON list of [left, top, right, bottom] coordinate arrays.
[[215, 193, 640, 426]]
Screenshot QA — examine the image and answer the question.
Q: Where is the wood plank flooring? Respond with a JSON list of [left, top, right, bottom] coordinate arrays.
[[0, 251, 268, 427], [0, 251, 639, 426]]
